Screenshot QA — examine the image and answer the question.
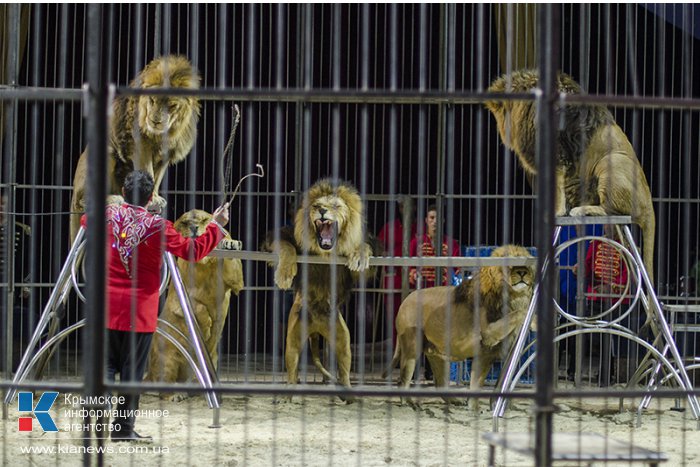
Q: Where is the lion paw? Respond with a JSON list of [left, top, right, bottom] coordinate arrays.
[[274, 263, 297, 290], [404, 398, 421, 410], [346, 243, 371, 271], [106, 195, 125, 206], [170, 393, 190, 403], [218, 239, 243, 251], [340, 395, 356, 404], [569, 205, 607, 217], [147, 194, 167, 214]]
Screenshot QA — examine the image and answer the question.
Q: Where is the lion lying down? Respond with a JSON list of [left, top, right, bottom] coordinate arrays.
[[384, 245, 535, 408], [146, 209, 244, 400]]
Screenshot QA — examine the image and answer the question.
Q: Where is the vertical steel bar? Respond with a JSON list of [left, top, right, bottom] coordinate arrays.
[[243, 3, 258, 385], [328, 2, 341, 384], [442, 5, 456, 462], [356, 2, 370, 384], [534, 4, 560, 467], [161, 4, 171, 56], [271, 4, 286, 384], [84, 4, 108, 464], [164, 253, 219, 407], [472, 3, 485, 387], [1, 4, 20, 400]]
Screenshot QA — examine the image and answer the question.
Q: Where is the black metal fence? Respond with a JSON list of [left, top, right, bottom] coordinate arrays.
[[2, 4, 700, 466]]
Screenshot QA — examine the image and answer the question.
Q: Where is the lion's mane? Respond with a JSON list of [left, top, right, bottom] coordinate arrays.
[[293, 179, 365, 258], [109, 54, 201, 186], [455, 244, 535, 324], [485, 69, 614, 174]]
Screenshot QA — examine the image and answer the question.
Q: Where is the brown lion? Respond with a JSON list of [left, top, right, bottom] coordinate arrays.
[[261, 179, 374, 402], [146, 209, 244, 401], [70, 55, 201, 241], [384, 245, 535, 408], [485, 69, 655, 283]]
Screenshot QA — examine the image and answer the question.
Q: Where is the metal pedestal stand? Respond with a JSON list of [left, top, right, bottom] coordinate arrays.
[[491, 216, 700, 430], [4, 227, 223, 427]]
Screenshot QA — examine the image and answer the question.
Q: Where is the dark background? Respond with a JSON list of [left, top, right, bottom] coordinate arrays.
[[3, 4, 700, 358]]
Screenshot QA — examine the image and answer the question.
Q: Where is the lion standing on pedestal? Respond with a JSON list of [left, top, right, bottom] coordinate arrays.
[[261, 179, 375, 402], [70, 55, 201, 240], [485, 69, 655, 283]]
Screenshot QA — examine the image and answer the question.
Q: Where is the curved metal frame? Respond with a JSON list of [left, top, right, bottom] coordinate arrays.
[[492, 221, 700, 430], [9, 319, 219, 408], [4, 227, 219, 412], [504, 328, 684, 394], [554, 235, 642, 327]]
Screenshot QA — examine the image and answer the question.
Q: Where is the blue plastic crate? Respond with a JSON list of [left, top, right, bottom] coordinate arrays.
[[449, 331, 537, 385]]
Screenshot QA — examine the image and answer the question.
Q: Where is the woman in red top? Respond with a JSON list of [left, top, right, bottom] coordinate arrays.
[[81, 170, 230, 441], [408, 205, 461, 289]]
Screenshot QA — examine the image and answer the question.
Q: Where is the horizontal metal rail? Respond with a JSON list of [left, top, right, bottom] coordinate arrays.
[[209, 249, 537, 267], [5, 83, 700, 110]]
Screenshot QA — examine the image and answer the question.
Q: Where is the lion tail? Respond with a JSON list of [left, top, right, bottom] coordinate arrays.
[[641, 215, 656, 286], [309, 335, 336, 383], [381, 341, 401, 379]]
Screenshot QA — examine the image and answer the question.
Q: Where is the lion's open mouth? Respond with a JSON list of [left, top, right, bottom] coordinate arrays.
[[315, 219, 337, 250]]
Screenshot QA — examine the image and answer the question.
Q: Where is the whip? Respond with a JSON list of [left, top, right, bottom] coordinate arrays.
[[220, 104, 265, 206], [226, 163, 265, 206]]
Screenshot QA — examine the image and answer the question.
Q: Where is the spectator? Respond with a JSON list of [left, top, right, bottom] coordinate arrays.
[[408, 205, 461, 289], [81, 170, 230, 442], [408, 204, 461, 380]]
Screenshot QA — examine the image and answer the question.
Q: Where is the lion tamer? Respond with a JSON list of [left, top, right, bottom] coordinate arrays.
[[385, 245, 535, 408], [261, 179, 374, 401]]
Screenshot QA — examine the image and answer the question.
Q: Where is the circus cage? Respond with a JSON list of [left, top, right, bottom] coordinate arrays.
[[2, 4, 700, 466]]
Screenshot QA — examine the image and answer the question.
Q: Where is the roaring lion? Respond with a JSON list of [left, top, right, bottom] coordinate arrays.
[[485, 69, 655, 283], [146, 209, 244, 400], [261, 179, 374, 402], [384, 245, 535, 408], [70, 55, 201, 241]]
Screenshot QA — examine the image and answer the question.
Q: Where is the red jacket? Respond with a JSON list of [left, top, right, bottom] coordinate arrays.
[[409, 234, 461, 288], [81, 204, 225, 332], [377, 218, 417, 290]]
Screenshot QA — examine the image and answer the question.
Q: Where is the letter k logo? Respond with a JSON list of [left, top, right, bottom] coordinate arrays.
[[18, 392, 59, 432]]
